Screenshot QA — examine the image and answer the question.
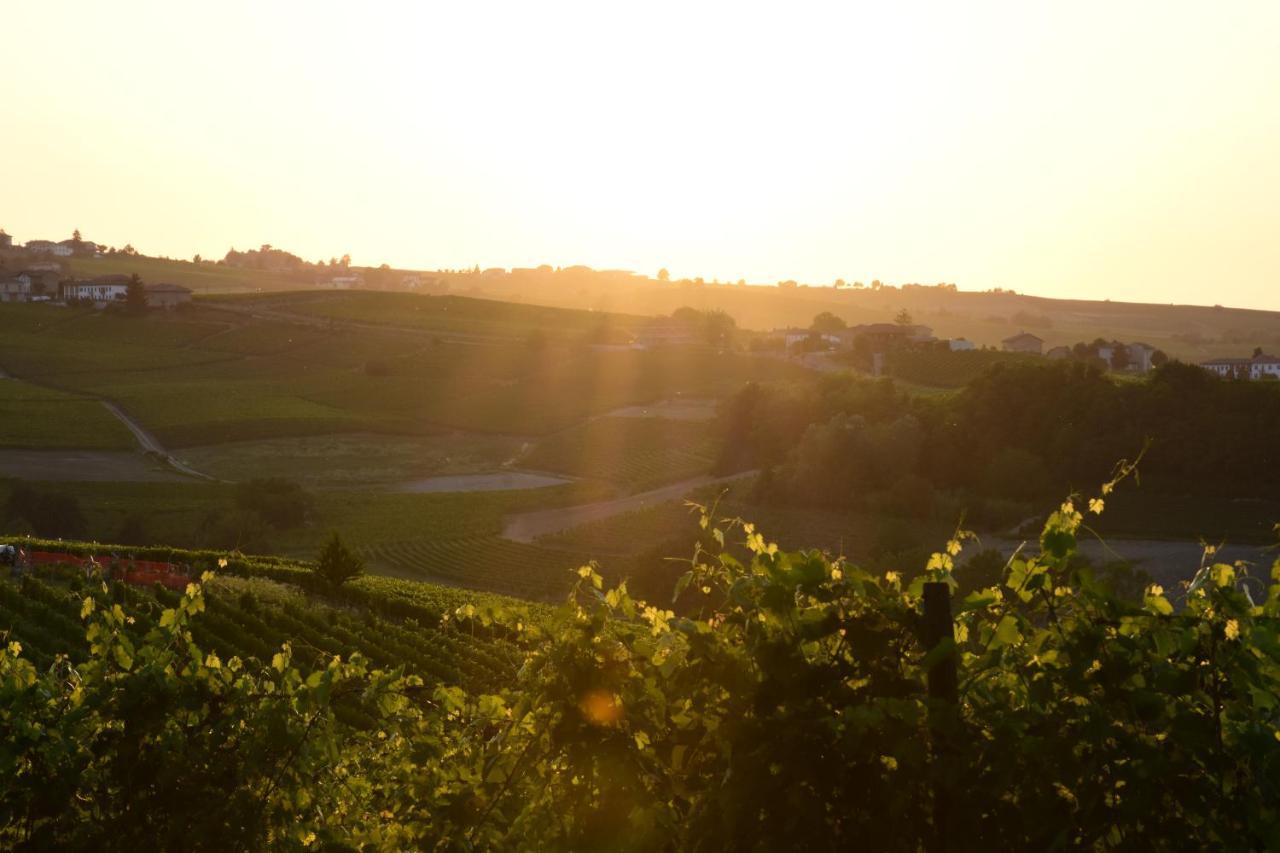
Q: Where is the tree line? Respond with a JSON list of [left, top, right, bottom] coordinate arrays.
[[716, 360, 1280, 526]]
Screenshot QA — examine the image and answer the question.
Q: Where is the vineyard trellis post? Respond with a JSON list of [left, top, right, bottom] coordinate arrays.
[[922, 581, 959, 853]]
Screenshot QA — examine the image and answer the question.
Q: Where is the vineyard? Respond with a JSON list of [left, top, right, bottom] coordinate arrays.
[[361, 536, 621, 601], [2, 476, 1278, 848], [0, 544, 525, 696]]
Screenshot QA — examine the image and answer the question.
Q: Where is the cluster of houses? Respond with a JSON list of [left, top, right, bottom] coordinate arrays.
[[1, 228, 192, 309], [1004, 331, 1280, 381], [1, 230, 101, 258], [779, 322, 942, 351], [1200, 352, 1280, 381], [0, 271, 192, 309], [1000, 332, 1166, 373]]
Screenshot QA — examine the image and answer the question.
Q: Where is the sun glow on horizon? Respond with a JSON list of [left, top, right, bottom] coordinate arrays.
[[3, 1, 1279, 308]]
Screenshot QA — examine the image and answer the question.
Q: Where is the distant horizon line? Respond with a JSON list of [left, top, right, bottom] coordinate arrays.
[[3, 221, 1278, 315]]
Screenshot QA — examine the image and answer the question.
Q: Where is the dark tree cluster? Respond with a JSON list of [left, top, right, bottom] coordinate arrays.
[[717, 360, 1280, 525]]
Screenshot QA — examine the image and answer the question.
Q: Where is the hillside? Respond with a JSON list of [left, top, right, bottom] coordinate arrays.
[[456, 269, 1280, 361], [12, 250, 1279, 361], [0, 291, 810, 600]]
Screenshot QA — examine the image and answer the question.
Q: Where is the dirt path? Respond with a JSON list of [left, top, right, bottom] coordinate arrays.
[[97, 401, 218, 481], [501, 470, 756, 543]]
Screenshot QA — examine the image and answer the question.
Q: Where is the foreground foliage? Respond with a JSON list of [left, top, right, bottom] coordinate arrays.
[[2, 472, 1279, 849]]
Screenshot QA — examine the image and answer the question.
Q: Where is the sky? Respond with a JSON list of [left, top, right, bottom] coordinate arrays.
[[3, 1, 1279, 309]]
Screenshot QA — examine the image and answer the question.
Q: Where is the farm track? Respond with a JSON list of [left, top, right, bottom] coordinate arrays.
[[0, 356, 220, 482], [500, 469, 758, 543], [96, 401, 218, 481]]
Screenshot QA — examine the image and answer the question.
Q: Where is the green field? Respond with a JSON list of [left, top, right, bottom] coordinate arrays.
[[0, 295, 811, 447], [521, 416, 717, 491], [176, 432, 524, 488], [0, 477, 614, 556], [0, 380, 135, 449]]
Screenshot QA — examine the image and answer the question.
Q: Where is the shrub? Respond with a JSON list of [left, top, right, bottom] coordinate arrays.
[[314, 532, 364, 587]]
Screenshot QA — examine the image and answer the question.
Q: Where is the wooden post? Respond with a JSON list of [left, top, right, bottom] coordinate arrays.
[[922, 581, 958, 853], [922, 582, 958, 703]]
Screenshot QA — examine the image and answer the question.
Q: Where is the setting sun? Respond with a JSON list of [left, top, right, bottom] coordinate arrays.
[[4, 1, 1279, 307]]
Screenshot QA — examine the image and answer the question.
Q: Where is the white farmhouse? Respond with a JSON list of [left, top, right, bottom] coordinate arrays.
[[26, 240, 73, 257], [1201, 353, 1280, 381], [65, 276, 130, 304]]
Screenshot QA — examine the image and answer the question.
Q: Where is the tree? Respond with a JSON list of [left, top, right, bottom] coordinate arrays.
[[810, 311, 847, 334], [894, 308, 913, 326], [703, 309, 736, 347], [192, 254, 202, 264], [657, 268, 670, 282], [72, 228, 82, 242], [315, 533, 364, 586], [125, 274, 147, 312], [1151, 349, 1169, 367]]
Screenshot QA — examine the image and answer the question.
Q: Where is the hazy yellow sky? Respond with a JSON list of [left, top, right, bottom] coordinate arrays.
[[4, 1, 1279, 308]]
